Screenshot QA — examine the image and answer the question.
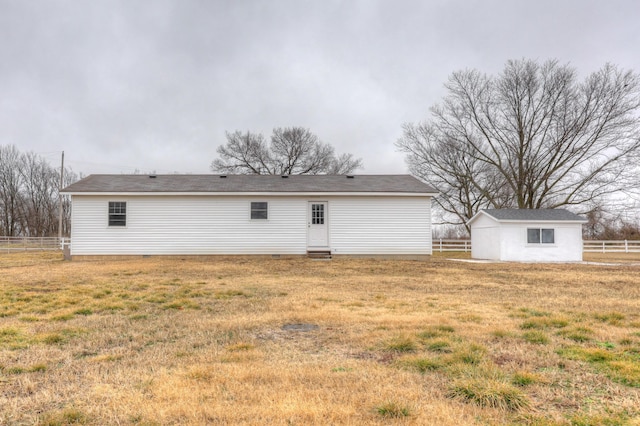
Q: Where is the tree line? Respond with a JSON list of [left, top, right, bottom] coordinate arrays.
[[0, 145, 78, 237]]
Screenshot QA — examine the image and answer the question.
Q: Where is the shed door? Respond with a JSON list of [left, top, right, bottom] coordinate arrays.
[[307, 202, 329, 248]]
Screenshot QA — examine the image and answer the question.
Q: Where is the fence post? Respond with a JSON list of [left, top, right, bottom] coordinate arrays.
[[625, 240, 628, 253], [602, 241, 605, 254], [439, 239, 443, 253]]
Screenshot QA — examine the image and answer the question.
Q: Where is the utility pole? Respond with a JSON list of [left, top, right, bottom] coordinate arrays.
[[58, 151, 64, 241]]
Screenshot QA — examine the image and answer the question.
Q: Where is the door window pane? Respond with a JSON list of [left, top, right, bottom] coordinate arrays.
[[312, 204, 324, 225]]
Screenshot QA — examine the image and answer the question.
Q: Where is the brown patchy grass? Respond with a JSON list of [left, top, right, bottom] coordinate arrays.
[[0, 252, 639, 425]]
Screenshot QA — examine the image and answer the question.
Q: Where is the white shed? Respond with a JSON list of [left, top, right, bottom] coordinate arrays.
[[468, 209, 587, 262], [62, 174, 438, 259]]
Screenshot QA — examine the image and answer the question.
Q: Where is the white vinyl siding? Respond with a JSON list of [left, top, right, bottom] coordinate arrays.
[[328, 196, 431, 255], [69, 195, 433, 256], [70, 196, 306, 255]]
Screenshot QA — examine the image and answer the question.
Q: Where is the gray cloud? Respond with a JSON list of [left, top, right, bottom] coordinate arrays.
[[1, 0, 639, 175]]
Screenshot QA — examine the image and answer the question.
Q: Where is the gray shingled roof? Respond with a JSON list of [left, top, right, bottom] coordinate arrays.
[[62, 174, 438, 194], [481, 209, 587, 222]]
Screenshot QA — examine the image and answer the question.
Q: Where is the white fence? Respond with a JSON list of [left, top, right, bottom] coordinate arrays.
[[583, 240, 640, 253], [0, 236, 69, 253], [432, 239, 472, 252], [1, 237, 639, 254], [432, 239, 640, 253]]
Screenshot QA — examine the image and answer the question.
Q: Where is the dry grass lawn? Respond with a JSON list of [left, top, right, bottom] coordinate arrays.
[[1, 252, 639, 425]]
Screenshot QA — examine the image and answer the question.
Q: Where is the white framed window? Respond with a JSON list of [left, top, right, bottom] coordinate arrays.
[[108, 201, 127, 227], [250, 202, 268, 220], [527, 228, 554, 244]]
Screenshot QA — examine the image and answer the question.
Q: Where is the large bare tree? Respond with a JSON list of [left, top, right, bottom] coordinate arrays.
[[397, 59, 640, 230], [211, 127, 362, 175]]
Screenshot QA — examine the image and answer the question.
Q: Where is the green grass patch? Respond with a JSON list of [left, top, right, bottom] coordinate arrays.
[[375, 401, 411, 418], [417, 325, 455, 339], [50, 313, 74, 322], [558, 326, 593, 342], [569, 412, 633, 425], [73, 308, 93, 316], [400, 355, 445, 373], [511, 371, 541, 386], [522, 330, 549, 344], [163, 299, 200, 310], [491, 329, 511, 338], [40, 407, 89, 425], [558, 346, 613, 363], [594, 311, 625, 325], [427, 339, 452, 353], [5, 366, 26, 374], [558, 345, 640, 387], [520, 317, 568, 330], [214, 289, 249, 299], [384, 336, 417, 352], [0, 327, 30, 349], [448, 379, 529, 411], [40, 333, 65, 345], [515, 307, 550, 318], [451, 343, 486, 365], [92, 290, 112, 299]]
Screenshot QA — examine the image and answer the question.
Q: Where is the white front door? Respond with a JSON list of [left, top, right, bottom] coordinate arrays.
[[307, 201, 329, 248]]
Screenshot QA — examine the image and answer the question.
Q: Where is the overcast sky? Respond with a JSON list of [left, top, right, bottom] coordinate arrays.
[[1, 0, 639, 176]]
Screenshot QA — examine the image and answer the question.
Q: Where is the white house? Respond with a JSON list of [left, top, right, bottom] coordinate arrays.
[[61, 174, 438, 259], [468, 209, 587, 262]]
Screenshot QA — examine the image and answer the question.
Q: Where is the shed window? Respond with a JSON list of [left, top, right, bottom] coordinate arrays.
[[108, 202, 127, 227], [251, 202, 268, 220], [527, 228, 554, 244]]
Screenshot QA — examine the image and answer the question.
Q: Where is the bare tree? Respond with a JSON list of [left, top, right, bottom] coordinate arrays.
[[397, 59, 640, 229], [20, 152, 60, 237], [0, 145, 79, 237], [211, 127, 362, 175], [0, 145, 24, 236]]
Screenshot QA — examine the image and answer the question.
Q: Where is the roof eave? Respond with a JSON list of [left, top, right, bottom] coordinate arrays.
[[62, 191, 439, 197]]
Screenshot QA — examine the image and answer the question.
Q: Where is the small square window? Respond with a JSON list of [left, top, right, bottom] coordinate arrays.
[[108, 202, 126, 227], [251, 202, 268, 220]]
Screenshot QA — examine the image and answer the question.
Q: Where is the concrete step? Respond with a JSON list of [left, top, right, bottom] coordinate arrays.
[[307, 250, 332, 259]]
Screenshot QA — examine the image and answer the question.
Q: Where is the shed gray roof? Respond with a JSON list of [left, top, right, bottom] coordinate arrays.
[[62, 174, 438, 194], [480, 209, 587, 222]]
